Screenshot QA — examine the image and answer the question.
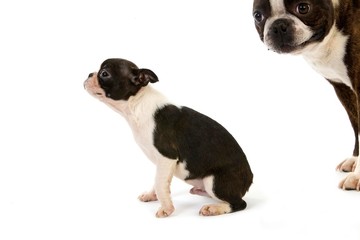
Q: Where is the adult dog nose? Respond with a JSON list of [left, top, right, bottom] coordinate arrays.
[[270, 19, 289, 35], [88, 72, 94, 78]]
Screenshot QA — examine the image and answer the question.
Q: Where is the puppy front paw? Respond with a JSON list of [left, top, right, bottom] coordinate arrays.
[[138, 192, 158, 202], [339, 173, 360, 191], [155, 206, 175, 218], [336, 156, 357, 172]]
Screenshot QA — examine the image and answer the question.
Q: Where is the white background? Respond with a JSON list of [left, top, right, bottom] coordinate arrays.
[[1, 0, 359, 239]]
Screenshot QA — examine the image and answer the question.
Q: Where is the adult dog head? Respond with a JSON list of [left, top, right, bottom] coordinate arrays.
[[253, 0, 335, 54]]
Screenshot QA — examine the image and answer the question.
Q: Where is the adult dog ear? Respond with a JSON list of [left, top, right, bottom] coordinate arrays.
[[131, 68, 159, 86]]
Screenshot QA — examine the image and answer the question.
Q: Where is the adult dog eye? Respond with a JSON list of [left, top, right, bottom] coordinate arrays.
[[296, 3, 310, 14], [253, 11, 264, 23], [99, 69, 111, 78]]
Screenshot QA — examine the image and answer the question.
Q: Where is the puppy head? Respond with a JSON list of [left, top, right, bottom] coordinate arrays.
[[252, 0, 335, 54], [84, 58, 158, 101]]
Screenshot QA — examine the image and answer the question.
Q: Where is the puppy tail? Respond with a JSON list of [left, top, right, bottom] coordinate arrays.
[[230, 199, 247, 212]]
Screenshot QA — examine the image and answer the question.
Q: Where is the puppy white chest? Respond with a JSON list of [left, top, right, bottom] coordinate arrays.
[[174, 162, 190, 180], [122, 87, 170, 165], [131, 119, 157, 162], [302, 26, 352, 89]]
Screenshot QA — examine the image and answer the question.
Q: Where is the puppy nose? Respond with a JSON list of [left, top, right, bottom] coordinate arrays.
[[88, 73, 94, 78]]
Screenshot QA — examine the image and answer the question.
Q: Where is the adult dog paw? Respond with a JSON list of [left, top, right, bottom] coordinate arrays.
[[336, 156, 357, 172], [339, 173, 360, 191]]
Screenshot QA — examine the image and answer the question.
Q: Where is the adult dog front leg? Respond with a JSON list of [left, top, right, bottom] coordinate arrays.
[[331, 82, 360, 190]]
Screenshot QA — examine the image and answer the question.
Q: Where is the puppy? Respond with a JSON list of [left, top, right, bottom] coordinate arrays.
[[252, 0, 360, 190], [84, 58, 253, 217]]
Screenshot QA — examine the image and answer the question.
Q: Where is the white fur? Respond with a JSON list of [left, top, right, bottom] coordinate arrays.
[[332, 0, 340, 7], [269, 0, 285, 15], [108, 86, 169, 163], [154, 157, 177, 217], [175, 161, 190, 180], [203, 176, 218, 200], [302, 24, 352, 89]]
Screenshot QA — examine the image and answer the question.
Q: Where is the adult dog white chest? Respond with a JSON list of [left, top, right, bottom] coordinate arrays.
[[302, 26, 351, 88]]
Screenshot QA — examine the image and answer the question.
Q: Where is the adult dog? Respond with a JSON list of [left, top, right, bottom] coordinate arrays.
[[252, 0, 360, 190]]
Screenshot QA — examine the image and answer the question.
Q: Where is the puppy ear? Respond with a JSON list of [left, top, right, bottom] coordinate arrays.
[[131, 68, 159, 86]]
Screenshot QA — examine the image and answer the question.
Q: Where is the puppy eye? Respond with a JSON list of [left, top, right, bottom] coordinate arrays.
[[99, 69, 111, 78], [296, 3, 310, 14], [253, 11, 264, 23]]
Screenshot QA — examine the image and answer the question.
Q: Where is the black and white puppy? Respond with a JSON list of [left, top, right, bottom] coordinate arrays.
[[84, 58, 253, 217], [253, 0, 360, 190]]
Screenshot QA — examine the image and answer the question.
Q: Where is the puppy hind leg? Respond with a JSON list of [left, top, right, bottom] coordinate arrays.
[[198, 175, 246, 216], [198, 176, 231, 216]]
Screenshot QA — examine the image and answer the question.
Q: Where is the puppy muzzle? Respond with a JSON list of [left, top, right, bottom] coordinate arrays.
[[84, 72, 106, 98]]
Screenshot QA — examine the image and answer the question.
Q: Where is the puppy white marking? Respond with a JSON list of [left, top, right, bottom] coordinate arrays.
[[96, 84, 169, 164], [174, 161, 189, 180], [203, 176, 218, 200]]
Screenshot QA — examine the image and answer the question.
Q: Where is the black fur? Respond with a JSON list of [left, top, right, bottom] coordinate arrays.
[[153, 104, 253, 211], [97, 58, 158, 100]]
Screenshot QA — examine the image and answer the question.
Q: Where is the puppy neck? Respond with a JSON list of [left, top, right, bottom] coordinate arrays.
[[104, 85, 169, 125]]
